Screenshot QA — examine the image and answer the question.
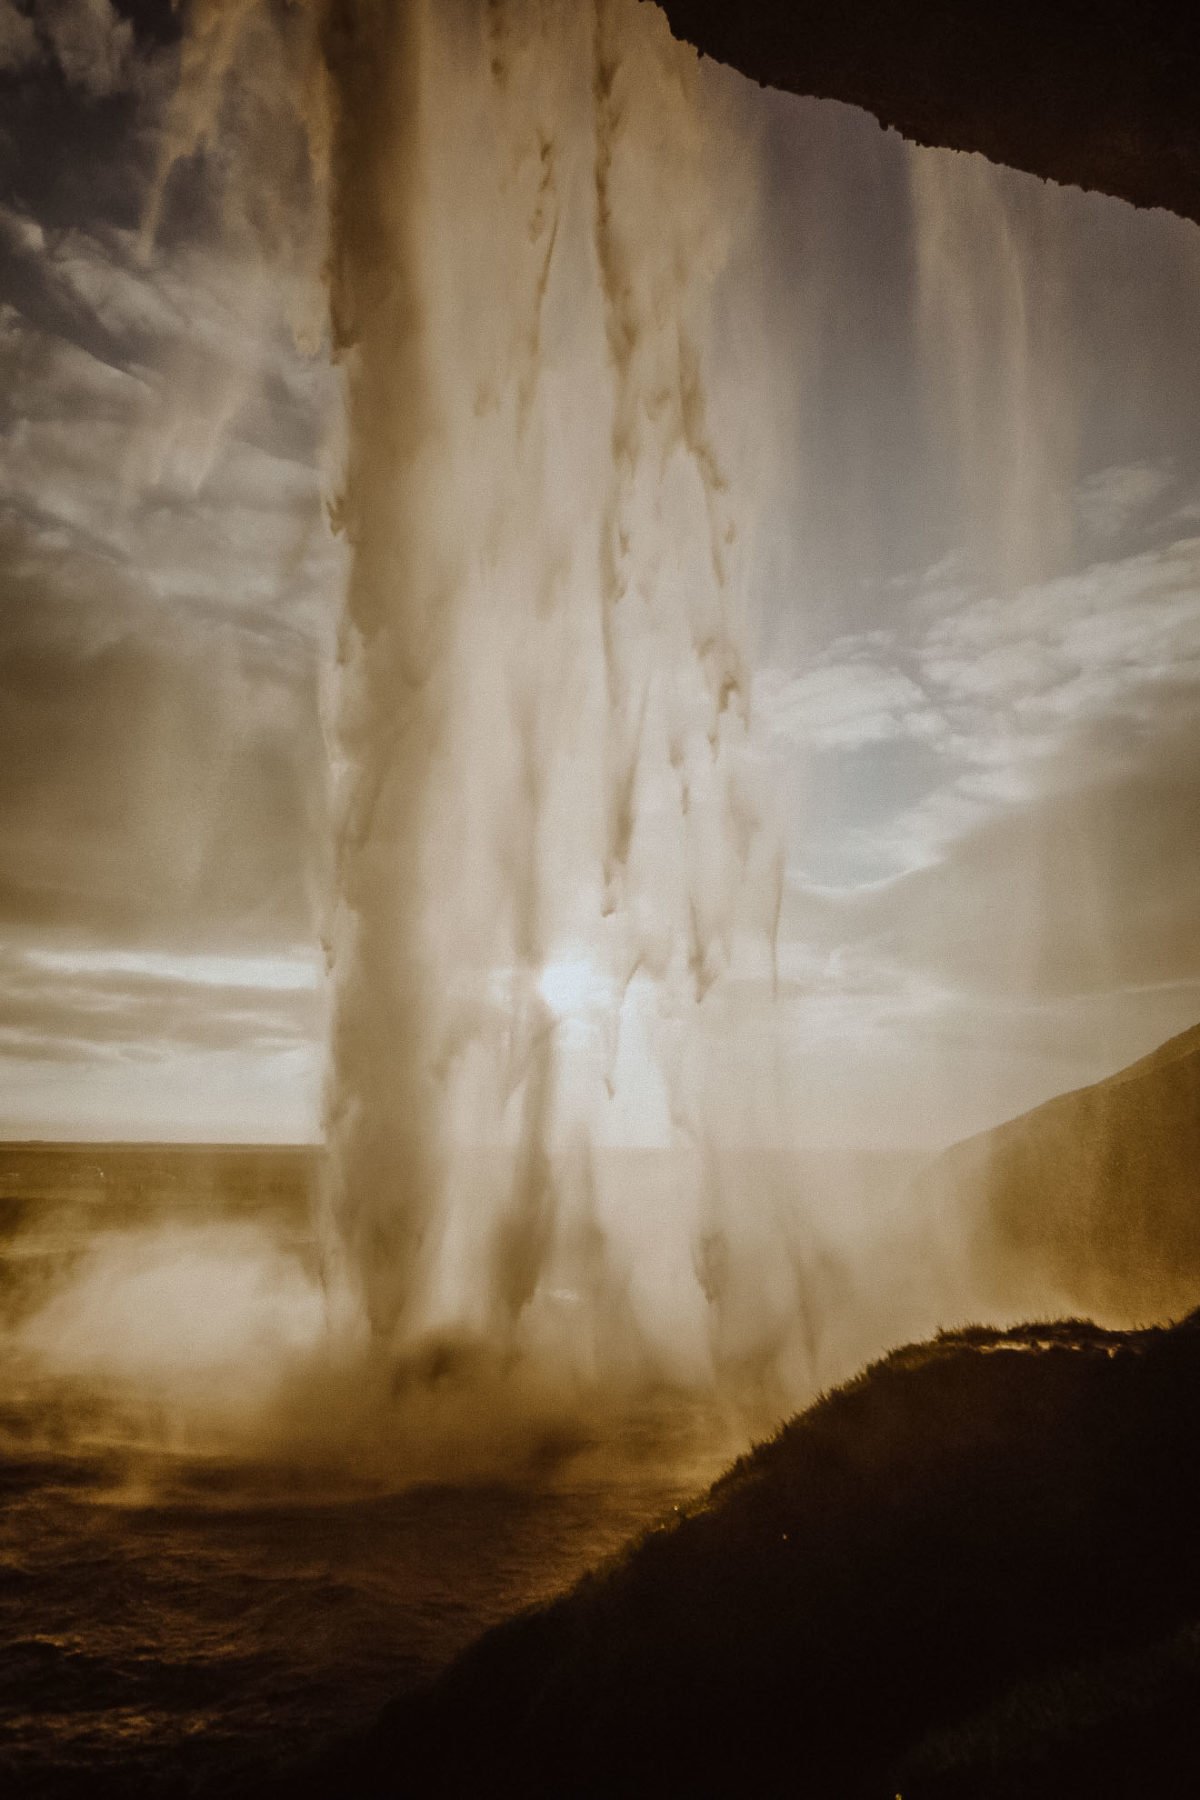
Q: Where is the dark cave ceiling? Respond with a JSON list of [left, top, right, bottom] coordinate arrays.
[[654, 1, 1200, 226]]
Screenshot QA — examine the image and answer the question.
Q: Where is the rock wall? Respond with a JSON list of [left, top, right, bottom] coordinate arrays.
[[654, 1, 1200, 225]]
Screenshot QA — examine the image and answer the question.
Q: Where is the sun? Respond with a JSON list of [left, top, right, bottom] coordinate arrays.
[[536, 954, 610, 1020]]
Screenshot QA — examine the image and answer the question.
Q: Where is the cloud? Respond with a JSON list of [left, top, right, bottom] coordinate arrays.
[[762, 527, 1200, 775], [1076, 460, 1173, 541], [0, 194, 329, 469], [0, 0, 139, 95], [782, 700, 1200, 1002], [0, 942, 322, 1065], [759, 522, 1200, 1141], [0, 192, 341, 963], [0, 47, 341, 1138], [919, 535, 1200, 719], [0, 0, 38, 73], [757, 651, 944, 752], [769, 526, 1200, 883], [37, 0, 133, 96]]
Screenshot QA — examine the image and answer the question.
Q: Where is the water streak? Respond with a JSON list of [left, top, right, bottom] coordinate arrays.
[[318, 0, 789, 1397]]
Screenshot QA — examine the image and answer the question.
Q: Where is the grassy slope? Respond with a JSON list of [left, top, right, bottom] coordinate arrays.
[[913, 1022, 1200, 1324], [298, 1309, 1200, 1798]]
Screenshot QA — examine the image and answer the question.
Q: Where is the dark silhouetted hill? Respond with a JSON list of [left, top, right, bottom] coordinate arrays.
[[295, 1306, 1200, 1798]]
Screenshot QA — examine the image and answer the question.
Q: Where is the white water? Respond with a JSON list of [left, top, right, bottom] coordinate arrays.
[[312, 0, 806, 1403]]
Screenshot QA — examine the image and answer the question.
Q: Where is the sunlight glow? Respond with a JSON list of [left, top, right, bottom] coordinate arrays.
[[537, 955, 611, 1020]]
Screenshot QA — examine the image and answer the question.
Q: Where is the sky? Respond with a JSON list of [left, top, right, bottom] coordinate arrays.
[[1, 0, 1199, 1146]]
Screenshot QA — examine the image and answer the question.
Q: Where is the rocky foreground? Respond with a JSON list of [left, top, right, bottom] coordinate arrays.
[[290, 1305, 1200, 1798]]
